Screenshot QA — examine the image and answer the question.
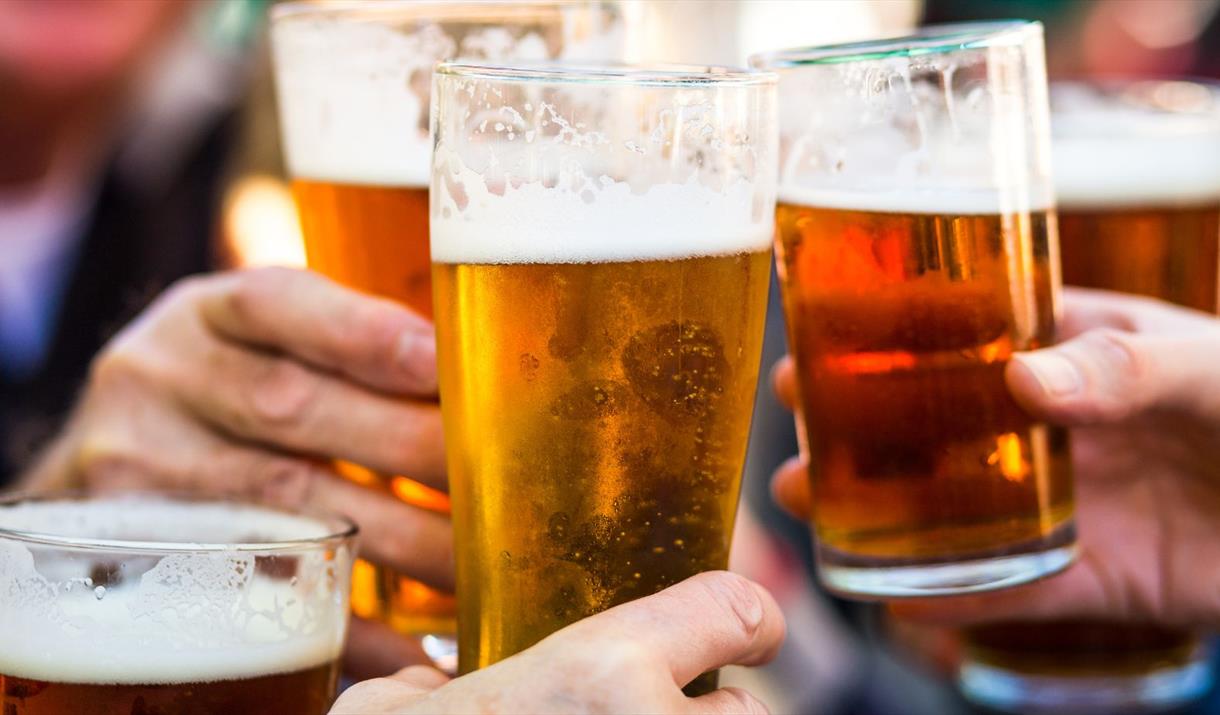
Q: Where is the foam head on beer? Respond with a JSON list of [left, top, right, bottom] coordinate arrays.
[[1052, 81, 1220, 208], [0, 496, 351, 686], [271, 3, 628, 187], [429, 64, 776, 264], [432, 161, 773, 264]]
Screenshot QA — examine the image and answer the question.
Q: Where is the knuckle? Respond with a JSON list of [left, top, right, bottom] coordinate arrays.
[[595, 638, 649, 675], [692, 571, 765, 643], [719, 687, 770, 715], [228, 267, 298, 323], [337, 299, 402, 351], [246, 358, 324, 430], [155, 274, 212, 310], [254, 459, 319, 508], [1075, 329, 1147, 419], [89, 343, 144, 390], [389, 409, 443, 466], [75, 435, 146, 487], [1083, 329, 1145, 379]]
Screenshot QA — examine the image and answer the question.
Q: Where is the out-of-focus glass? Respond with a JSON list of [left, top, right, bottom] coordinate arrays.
[[959, 78, 1220, 715], [268, 1, 627, 668], [0, 493, 355, 715], [1054, 79, 1220, 312], [752, 21, 1076, 598], [430, 61, 777, 695]]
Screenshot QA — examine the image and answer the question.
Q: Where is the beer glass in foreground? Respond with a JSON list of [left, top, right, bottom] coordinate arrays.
[[269, 1, 626, 662], [431, 61, 777, 695], [752, 21, 1075, 598], [0, 493, 355, 715], [960, 79, 1220, 714]]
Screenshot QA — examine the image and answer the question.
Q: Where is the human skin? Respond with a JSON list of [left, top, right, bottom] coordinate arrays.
[[18, 267, 451, 676], [771, 288, 1220, 627], [331, 571, 786, 715]]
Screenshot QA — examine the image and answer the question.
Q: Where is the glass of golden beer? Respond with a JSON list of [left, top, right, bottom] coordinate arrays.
[[960, 79, 1220, 714], [0, 493, 355, 715], [269, 1, 627, 667], [430, 61, 777, 695], [751, 21, 1076, 597]]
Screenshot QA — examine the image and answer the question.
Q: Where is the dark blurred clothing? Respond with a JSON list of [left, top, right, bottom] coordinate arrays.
[[0, 109, 235, 484]]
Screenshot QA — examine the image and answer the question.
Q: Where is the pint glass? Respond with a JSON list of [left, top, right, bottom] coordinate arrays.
[[431, 62, 777, 695], [0, 493, 355, 715], [752, 21, 1076, 597], [269, 1, 626, 663], [960, 79, 1220, 714]]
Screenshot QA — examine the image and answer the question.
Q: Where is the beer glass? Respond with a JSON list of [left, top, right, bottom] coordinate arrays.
[[751, 21, 1076, 597], [269, 1, 627, 665], [431, 61, 777, 695], [0, 493, 355, 715], [960, 79, 1220, 714]]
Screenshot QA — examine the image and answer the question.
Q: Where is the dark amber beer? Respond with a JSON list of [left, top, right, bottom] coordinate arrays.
[[959, 80, 1220, 713], [774, 197, 1074, 585], [270, 2, 628, 656], [754, 21, 1075, 597], [0, 495, 354, 715], [430, 61, 777, 695], [1059, 204, 1219, 312]]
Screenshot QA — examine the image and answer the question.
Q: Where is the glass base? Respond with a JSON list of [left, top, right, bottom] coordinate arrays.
[[959, 655, 1214, 713], [422, 634, 459, 675], [817, 523, 1076, 598]]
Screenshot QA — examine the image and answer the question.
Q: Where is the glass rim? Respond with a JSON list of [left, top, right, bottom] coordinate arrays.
[[751, 20, 1041, 67], [0, 491, 358, 554], [271, 0, 595, 23], [434, 60, 776, 87]]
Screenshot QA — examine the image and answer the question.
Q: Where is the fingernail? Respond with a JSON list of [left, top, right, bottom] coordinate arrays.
[[1016, 352, 1082, 396], [396, 330, 438, 389]]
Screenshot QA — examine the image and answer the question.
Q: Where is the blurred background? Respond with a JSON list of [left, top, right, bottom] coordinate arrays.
[[1, 1, 1217, 714]]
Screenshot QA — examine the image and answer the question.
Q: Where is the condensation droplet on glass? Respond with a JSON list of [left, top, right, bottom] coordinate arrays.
[[93, 586, 106, 600]]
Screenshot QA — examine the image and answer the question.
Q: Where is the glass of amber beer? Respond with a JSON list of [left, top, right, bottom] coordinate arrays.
[[269, 1, 626, 666], [751, 22, 1076, 597], [0, 493, 355, 715], [960, 79, 1220, 714], [430, 61, 777, 695]]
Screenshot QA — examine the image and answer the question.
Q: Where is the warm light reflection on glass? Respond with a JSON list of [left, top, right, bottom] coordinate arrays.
[[223, 174, 307, 267], [991, 432, 1029, 483]]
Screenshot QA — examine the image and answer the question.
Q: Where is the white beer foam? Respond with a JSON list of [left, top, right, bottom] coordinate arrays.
[[776, 185, 1055, 216], [1053, 111, 1220, 208], [0, 498, 347, 685], [272, 8, 626, 189], [0, 584, 343, 685], [272, 18, 439, 187], [432, 169, 774, 264]]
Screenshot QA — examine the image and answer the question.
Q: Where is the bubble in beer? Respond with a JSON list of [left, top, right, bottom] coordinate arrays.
[[550, 380, 628, 420], [622, 321, 728, 422]]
